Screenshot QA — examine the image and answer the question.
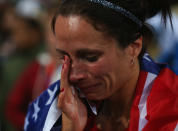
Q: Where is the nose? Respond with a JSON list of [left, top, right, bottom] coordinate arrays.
[[69, 63, 88, 84]]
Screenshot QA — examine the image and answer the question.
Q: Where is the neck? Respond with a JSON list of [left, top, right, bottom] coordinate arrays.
[[95, 61, 140, 130], [108, 60, 140, 117]]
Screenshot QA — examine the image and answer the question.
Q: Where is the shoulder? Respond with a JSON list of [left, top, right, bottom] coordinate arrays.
[[144, 63, 178, 130], [140, 53, 178, 87], [133, 53, 178, 130], [147, 67, 178, 117], [144, 72, 178, 130]]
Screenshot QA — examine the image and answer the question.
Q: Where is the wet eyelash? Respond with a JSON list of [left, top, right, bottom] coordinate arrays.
[[85, 55, 99, 62]]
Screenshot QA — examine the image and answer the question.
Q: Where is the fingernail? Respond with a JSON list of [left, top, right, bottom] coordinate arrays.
[[60, 88, 64, 92]]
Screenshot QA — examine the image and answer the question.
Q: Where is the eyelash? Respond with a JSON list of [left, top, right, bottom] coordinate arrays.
[[57, 54, 100, 63], [84, 55, 99, 62]]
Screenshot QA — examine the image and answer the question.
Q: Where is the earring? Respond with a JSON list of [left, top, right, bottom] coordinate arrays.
[[131, 56, 135, 65]]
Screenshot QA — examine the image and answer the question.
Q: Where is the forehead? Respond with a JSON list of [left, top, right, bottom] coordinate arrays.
[[55, 15, 118, 52], [55, 15, 102, 39]]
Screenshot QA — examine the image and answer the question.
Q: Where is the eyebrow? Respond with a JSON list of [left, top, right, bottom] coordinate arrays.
[[56, 49, 70, 57], [77, 49, 103, 55], [56, 48, 103, 58], [56, 48, 102, 53]]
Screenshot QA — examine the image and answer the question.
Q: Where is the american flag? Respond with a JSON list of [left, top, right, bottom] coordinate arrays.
[[24, 79, 62, 131]]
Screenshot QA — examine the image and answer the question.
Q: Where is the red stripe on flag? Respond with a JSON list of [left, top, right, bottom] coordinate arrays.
[[143, 68, 178, 131], [128, 71, 148, 131]]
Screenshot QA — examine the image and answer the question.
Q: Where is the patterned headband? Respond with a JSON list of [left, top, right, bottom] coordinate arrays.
[[61, 0, 143, 27]]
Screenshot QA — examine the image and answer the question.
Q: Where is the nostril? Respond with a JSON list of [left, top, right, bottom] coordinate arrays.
[[69, 73, 78, 83], [69, 73, 81, 83], [69, 71, 87, 84]]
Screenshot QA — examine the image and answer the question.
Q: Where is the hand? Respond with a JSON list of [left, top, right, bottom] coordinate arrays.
[[57, 56, 87, 131]]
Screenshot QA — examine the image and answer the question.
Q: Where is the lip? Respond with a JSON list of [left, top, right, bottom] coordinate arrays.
[[78, 83, 101, 94]]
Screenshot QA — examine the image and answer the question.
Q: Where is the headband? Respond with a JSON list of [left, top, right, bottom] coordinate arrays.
[[89, 0, 143, 27], [61, 0, 143, 27]]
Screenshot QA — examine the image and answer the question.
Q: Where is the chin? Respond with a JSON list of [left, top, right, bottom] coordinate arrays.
[[80, 83, 107, 100], [86, 94, 106, 101]]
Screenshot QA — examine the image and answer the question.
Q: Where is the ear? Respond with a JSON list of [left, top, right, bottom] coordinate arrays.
[[125, 36, 143, 58]]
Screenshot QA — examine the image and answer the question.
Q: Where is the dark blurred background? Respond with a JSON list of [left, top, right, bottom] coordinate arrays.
[[0, 0, 178, 131], [0, 0, 61, 131]]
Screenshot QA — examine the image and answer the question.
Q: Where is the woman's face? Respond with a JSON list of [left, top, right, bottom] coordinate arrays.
[[55, 15, 136, 100]]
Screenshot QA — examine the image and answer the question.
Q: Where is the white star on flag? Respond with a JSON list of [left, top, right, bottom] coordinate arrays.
[[24, 113, 29, 130], [45, 85, 58, 106], [32, 99, 40, 121]]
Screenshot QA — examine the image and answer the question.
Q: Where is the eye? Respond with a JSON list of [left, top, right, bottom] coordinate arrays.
[[77, 50, 103, 63], [86, 56, 99, 62], [84, 55, 99, 62]]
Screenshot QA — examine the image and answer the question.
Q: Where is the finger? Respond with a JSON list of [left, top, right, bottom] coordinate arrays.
[[61, 55, 70, 90], [58, 86, 78, 113], [58, 90, 65, 109]]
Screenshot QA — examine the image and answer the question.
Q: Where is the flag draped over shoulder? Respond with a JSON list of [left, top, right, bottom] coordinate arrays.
[[24, 80, 61, 131], [24, 53, 178, 131], [128, 54, 178, 131]]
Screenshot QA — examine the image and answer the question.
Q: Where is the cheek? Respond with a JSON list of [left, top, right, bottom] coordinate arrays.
[[87, 60, 111, 76], [87, 60, 114, 91], [84, 61, 117, 100]]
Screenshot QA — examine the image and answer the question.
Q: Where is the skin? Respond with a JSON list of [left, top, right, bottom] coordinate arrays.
[[55, 15, 142, 130]]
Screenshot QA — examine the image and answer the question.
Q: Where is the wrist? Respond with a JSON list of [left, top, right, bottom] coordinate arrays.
[[62, 113, 86, 131]]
